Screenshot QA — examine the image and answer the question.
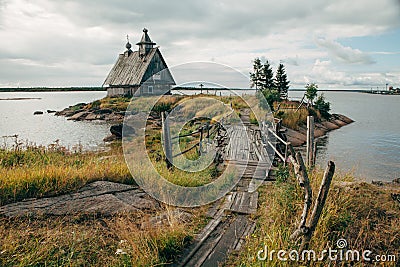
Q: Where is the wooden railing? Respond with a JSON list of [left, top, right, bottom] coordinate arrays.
[[261, 120, 291, 166], [162, 111, 224, 167]]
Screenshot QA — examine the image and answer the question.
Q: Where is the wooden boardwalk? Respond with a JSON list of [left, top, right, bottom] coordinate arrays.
[[175, 120, 274, 266]]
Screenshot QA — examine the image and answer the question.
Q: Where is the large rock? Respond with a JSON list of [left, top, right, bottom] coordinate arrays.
[[332, 119, 347, 127], [314, 128, 327, 138], [67, 111, 89, 121], [321, 121, 340, 130], [104, 113, 124, 122], [56, 108, 84, 117], [94, 108, 113, 115], [285, 128, 307, 146], [333, 114, 354, 124], [110, 124, 135, 138], [0, 181, 160, 217], [85, 113, 105, 121]]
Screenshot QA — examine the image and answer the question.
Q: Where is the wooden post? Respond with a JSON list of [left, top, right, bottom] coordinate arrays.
[[284, 143, 289, 166], [289, 148, 336, 251], [289, 151, 313, 240], [300, 161, 335, 250], [198, 126, 204, 154], [307, 116, 315, 167], [162, 112, 173, 168]]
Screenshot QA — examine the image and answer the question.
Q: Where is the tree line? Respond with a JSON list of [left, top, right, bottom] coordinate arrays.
[[250, 57, 331, 118], [250, 58, 290, 100]]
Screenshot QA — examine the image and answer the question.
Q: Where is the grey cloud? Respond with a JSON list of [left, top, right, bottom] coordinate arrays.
[[315, 38, 375, 64], [282, 57, 300, 66], [0, 0, 399, 87]]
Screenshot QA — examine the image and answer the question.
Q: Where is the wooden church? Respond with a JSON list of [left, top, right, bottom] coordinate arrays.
[[103, 28, 176, 97]]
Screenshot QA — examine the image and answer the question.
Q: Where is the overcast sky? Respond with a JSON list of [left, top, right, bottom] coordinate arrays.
[[0, 0, 400, 89]]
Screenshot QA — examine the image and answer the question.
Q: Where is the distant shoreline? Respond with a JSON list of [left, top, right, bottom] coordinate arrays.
[[1, 87, 398, 94], [0, 97, 42, 100], [0, 87, 105, 92]]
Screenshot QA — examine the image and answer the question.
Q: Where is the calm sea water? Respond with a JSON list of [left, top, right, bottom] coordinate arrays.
[[0, 90, 398, 181], [0, 91, 110, 150], [289, 91, 400, 182]]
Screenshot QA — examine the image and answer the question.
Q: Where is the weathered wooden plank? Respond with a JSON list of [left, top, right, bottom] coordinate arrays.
[[201, 215, 250, 266], [227, 192, 259, 215], [182, 218, 232, 267], [234, 220, 256, 251]]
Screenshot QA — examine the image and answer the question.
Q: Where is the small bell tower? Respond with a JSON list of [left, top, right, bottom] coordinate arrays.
[[136, 28, 156, 57]]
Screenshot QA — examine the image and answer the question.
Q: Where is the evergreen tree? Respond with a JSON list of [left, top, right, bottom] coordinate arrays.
[[262, 60, 275, 90], [250, 58, 275, 91], [275, 63, 290, 100], [250, 58, 264, 90]]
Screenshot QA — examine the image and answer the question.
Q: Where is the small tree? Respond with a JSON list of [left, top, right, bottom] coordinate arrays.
[[250, 58, 264, 90], [275, 63, 290, 100], [305, 83, 318, 105]]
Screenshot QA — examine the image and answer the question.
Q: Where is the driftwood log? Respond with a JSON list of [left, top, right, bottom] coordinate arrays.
[[289, 145, 335, 251]]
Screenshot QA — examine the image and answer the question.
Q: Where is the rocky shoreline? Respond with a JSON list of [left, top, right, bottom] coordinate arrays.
[[284, 113, 354, 146], [54, 102, 354, 146], [55, 103, 126, 123]]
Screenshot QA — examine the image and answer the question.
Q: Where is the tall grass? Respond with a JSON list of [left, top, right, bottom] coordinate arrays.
[[229, 167, 400, 266], [0, 141, 132, 205], [0, 137, 209, 266], [273, 101, 309, 130]]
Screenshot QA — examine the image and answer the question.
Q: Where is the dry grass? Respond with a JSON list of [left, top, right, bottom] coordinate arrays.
[[228, 167, 400, 266], [0, 143, 132, 206], [0, 136, 209, 266], [0, 207, 206, 266], [273, 101, 309, 130]]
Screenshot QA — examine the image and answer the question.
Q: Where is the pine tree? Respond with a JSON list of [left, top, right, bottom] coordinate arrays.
[[250, 58, 264, 90], [275, 63, 290, 100], [262, 60, 275, 90]]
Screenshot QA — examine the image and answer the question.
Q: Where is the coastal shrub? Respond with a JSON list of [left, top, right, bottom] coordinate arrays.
[[314, 93, 331, 119], [260, 89, 280, 110], [87, 100, 101, 109], [275, 164, 290, 184], [308, 107, 322, 121], [70, 103, 86, 111]]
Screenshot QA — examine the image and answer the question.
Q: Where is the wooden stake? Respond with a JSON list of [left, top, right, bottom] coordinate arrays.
[[300, 161, 335, 250], [162, 112, 173, 168], [307, 116, 315, 167], [289, 152, 312, 241], [199, 126, 204, 154]]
